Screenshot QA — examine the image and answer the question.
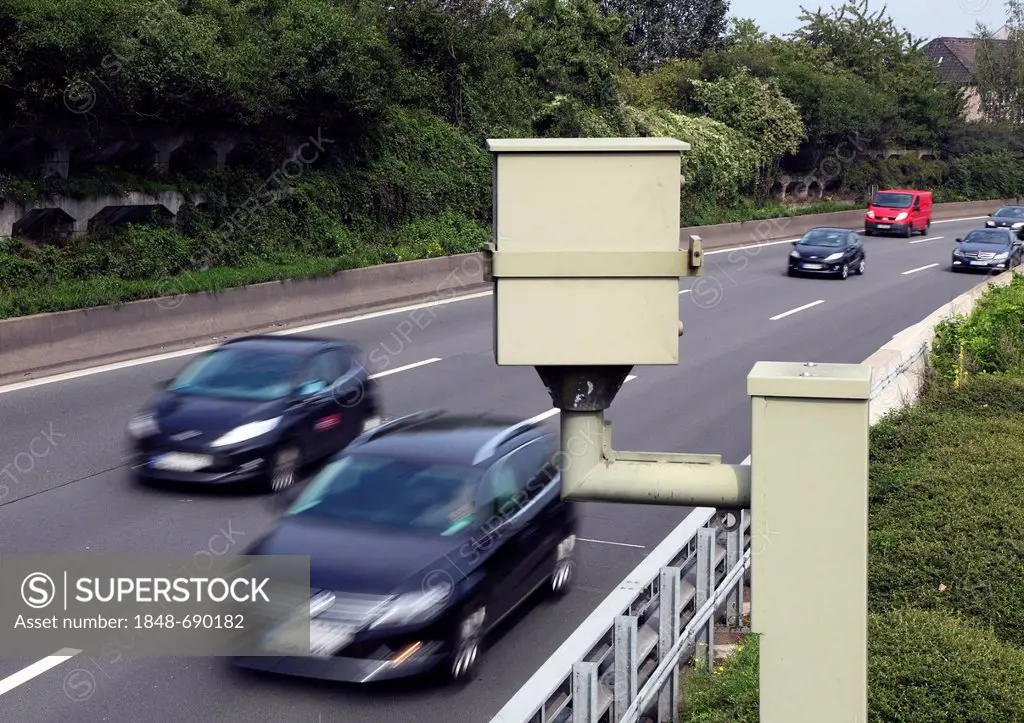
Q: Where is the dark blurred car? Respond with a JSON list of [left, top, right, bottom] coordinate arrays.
[[984, 205, 1024, 237], [233, 410, 579, 684], [951, 227, 1024, 273], [787, 227, 866, 279], [126, 335, 381, 492]]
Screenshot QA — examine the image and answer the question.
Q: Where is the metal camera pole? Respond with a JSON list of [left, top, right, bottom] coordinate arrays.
[[482, 137, 869, 723]]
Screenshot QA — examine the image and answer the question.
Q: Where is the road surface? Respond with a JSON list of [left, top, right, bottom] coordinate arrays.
[[0, 216, 993, 721]]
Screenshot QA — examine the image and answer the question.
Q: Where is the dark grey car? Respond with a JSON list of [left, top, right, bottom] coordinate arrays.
[[984, 206, 1024, 238], [787, 227, 866, 279], [952, 228, 1024, 272]]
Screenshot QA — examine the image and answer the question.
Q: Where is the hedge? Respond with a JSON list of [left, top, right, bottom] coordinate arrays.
[[682, 610, 1024, 722]]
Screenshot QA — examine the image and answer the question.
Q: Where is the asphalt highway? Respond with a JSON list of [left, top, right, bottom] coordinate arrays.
[[0, 215, 998, 722]]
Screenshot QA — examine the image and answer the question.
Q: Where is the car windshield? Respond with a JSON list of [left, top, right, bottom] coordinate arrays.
[[168, 347, 302, 401], [798, 230, 846, 247], [994, 207, 1024, 218], [872, 192, 913, 208], [964, 229, 1010, 245], [285, 454, 481, 536]]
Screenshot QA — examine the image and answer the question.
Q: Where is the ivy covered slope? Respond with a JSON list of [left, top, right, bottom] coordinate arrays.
[[1, 0, 1022, 317]]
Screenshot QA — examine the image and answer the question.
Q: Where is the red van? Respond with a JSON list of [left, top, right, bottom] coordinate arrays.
[[864, 189, 932, 237]]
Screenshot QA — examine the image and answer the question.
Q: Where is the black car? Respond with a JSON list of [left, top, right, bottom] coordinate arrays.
[[984, 206, 1024, 238], [126, 335, 382, 492], [951, 227, 1024, 272], [233, 410, 579, 684], [787, 227, 866, 279]]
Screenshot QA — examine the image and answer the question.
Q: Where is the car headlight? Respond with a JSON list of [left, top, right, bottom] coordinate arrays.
[[210, 417, 281, 447], [1013, 223, 1023, 229], [895, 212, 908, 221], [866, 210, 875, 218], [953, 248, 963, 256], [128, 413, 158, 437], [994, 252, 1009, 261], [369, 587, 450, 629], [824, 252, 844, 262], [790, 250, 800, 258]]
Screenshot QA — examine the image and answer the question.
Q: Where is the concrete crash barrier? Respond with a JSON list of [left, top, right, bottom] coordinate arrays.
[[678, 198, 1012, 250], [0, 198, 1011, 380], [864, 266, 1019, 424]]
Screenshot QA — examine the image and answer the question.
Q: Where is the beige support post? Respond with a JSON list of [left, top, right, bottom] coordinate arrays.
[[747, 361, 871, 723]]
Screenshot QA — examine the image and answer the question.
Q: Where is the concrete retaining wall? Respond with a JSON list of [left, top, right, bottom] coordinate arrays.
[[1, 253, 487, 379], [0, 198, 1011, 380], [864, 267, 1019, 424]]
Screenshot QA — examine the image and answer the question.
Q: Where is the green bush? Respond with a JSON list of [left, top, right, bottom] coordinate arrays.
[[868, 374, 1024, 647], [930, 274, 1024, 384], [682, 611, 1024, 723], [870, 609, 1024, 722]]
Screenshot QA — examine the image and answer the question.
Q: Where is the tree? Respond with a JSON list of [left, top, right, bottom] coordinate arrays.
[[599, 0, 729, 74], [790, 0, 965, 146], [383, 0, 535, 136], [973, 1, 1024, 126], [791, 0, 917, 84], [691, 67, 805, 195], [514, 0, 628, 108]]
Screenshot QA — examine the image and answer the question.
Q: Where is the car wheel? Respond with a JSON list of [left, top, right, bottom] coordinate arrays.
[[863, 229, 873, 236], [449, 604, 486, 683], [269, 444, 301, 493], [855, 258, 866, 275], [839, 263, 849, 280], [550, 533, 577, 598], [787, 268, 797, 277]]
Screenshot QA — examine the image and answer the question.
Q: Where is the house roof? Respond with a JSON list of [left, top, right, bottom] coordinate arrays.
[[923, 36, 1010, 84]]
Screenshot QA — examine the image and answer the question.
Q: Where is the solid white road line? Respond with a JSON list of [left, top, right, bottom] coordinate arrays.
[[902, 263, 939, 275], [523, 376, 637, 425], [0, 214, 988, 394], [0, 291, 489, 395], [679, 288, 691, 294], [769, 299, 825, 321], [0, 354, 442, 397], [909, 236, 945, 245], [0, 649, 82, 698]]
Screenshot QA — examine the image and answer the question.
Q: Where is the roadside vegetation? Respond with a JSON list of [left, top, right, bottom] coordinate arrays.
[[2, 0, 1024, 317], [679, 272, 1024, 722]]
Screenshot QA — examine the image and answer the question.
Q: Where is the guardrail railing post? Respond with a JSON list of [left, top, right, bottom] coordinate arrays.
[[695, 528, 715, 674], [740, 509, 750, 624], [572, 661, 599, 723], [614, 615, 638, 720], [726, 518, 741, 627], [657, 566, 681, 722]]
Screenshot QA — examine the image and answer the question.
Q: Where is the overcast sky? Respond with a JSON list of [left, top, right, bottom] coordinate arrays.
[[729, 0, 1009, 41]]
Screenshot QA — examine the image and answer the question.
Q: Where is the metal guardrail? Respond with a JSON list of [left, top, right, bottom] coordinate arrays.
[[491, 466, 752, 723], [869, 340, 928, 399]]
